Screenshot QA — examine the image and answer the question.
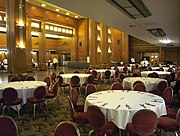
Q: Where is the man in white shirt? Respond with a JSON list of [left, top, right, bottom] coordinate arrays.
[[141, 58, 149, 67], [53, 57, 59, 70]]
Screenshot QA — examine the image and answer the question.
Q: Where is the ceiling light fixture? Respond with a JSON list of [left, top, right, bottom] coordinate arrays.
[[55, 9, 60, 12], [41, 4, 46, 7], [66, 12, 70, 15], [159, 38, 172, 44], [106, 0, 152, 19], [148, 28, 166, 37]]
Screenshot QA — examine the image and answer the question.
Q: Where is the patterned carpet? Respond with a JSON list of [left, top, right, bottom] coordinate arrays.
[[0, 82, 179, 136]]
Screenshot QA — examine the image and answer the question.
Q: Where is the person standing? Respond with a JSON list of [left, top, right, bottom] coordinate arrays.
[[53, 57, 58, 70]]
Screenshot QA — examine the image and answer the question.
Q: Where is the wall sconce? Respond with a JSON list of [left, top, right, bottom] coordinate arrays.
[[108, 46, 111, 53], [97, 46, 101, 53]]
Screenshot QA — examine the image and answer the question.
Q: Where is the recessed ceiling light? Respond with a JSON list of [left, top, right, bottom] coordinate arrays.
[[159, 38, 172, 44], [66, 12, 70, 15], [41, 4, 46, 7], [75, 16, 78, 18], [55, 9, 60, 12]]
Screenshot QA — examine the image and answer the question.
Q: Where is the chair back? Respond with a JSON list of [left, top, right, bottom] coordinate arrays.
[[114, 70, 120, 78], [70, 88, 79, 106], [57, 75, 63, 85], [86, 84, 97, 96], [25, 76, 35, 81], [43, 76, 51, 90], [163, 87, 173, 108], [54, 121, 80, 136], [133, 83, 146, 92], [51, 72, 56, 83], [0, 116, 18, 136], [133, 81, 144, 88], [104, 70, 111, 77], [123, 66, 128, 73], [86, 75, 94, 84], [52, 80, 59, 96], [10, 76, 20, 82], [67, 96, 75, 121], [157, 81, 168, 94], [132, 109, 158, 135], [2, 87, 18, 103], [34, 86, 46, 100], [164, 74, 172, 86], [91, 70, 98, 78], [152, 72, 159, 78], [176, 108, 180, 126], [59, 71, 64, 74], [71, 76, 80, 85], [119, 73, 125, 81], [111, 82, 123, 90], [74, 71, 80, 73], [147, 73, 155, 78], [132, 72, 140, 77]]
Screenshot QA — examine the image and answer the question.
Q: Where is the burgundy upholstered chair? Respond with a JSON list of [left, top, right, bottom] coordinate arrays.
[[164, 74, 172, 86], [25, 76, 35, 81], [133, 83, 146, 92], [27, 86, 47, 117], [74, 70, 80, 73], [119, 73, 125, 82], [51, 72, 57, 85], [54, 121, 80, 136], [132, 72, 140, 77], [91, 70, 98, 78], [156, 80, 168, 96], [111, 82, 123, 90], [70, 76, 80, 90], [157, 108, 180, 136], [82, 75, 94, 87], [87, 105, 118, 136], [57, 75, 70, 94], [46, 80, 59, 106], [127, 109, 158, 136], [10, 76, 20, 82], [163, 87, 178, 119], [70, 88, 84, 112], [86, 84, 97, 96], [43, 76, 51, 91], [67, 96, 89, 124], [133, 81, 144, 88], [0, 116, 19, 136], [2, 87, 22, 118]]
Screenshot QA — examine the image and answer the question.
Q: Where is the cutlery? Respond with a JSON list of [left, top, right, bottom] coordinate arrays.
[[140, 104, 146, 108], [115, 104, 121, 109], [101, 102, 108, 106], [145, 102, 155, 106], [126, 104, 132, 109], [151, 100, 163, 103], [120, 97, 124, 100]]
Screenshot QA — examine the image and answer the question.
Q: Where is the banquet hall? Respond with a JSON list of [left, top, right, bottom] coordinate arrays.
[[0, 0, 179, 136]]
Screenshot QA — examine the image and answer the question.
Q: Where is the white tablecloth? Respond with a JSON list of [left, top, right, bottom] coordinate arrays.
[[151, 67, 175, 72], [123, 77, 167, 92], [0, 81, 47, 106], [60, 73, 91, 84], [111, 66, 131, 72], [84, 90, 167, 129], [141, 71, 171, 78]]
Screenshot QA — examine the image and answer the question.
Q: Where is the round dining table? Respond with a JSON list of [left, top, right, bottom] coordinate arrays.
[[84, 90, 167, 130], [0, 81, 47, 107], [141, 71, 171, 78], [60, 73, 91, 85], [123, 77, 167, 92]]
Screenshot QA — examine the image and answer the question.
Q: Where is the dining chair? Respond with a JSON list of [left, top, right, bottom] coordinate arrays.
[[74, 70, 80, 73], [25, 76, 35, 81], [82, 75, 94, 87], [2, 87, 22, 118], [147, 73, 155, 78], [86, 84, 97, 96], [119, 73, 125, 82], [46, 80, 59, 108], [54, 121, 80, 136], [70, 75, 81, 94], [57, 75, 70, 94], [164, 74, 172, 86], [51, 72, 57, 85], [156, 80, 168, 96], [132, 80, 143, 88], [87, 105, 118, 136], [70, 88, 84, 112], [59, 71, 65, 74], [132, 72, 140, 77], [163, 87, 178, 119], [67, 96, 89, 124], [10, 76, 21, 82], [43, 76, 51, 91], [111, 82, 123, 90], [152, 72, 159, 78], [157, 108, 180, 136], [133, 83, 146, 92], [0, 115, 19, 136], [27, 86, 47, 117], [91, 70, 98, 78], [127, 109, 158, 136]]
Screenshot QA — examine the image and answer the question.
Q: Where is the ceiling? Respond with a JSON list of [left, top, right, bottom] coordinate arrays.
[[32, 0, 180, 47]]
